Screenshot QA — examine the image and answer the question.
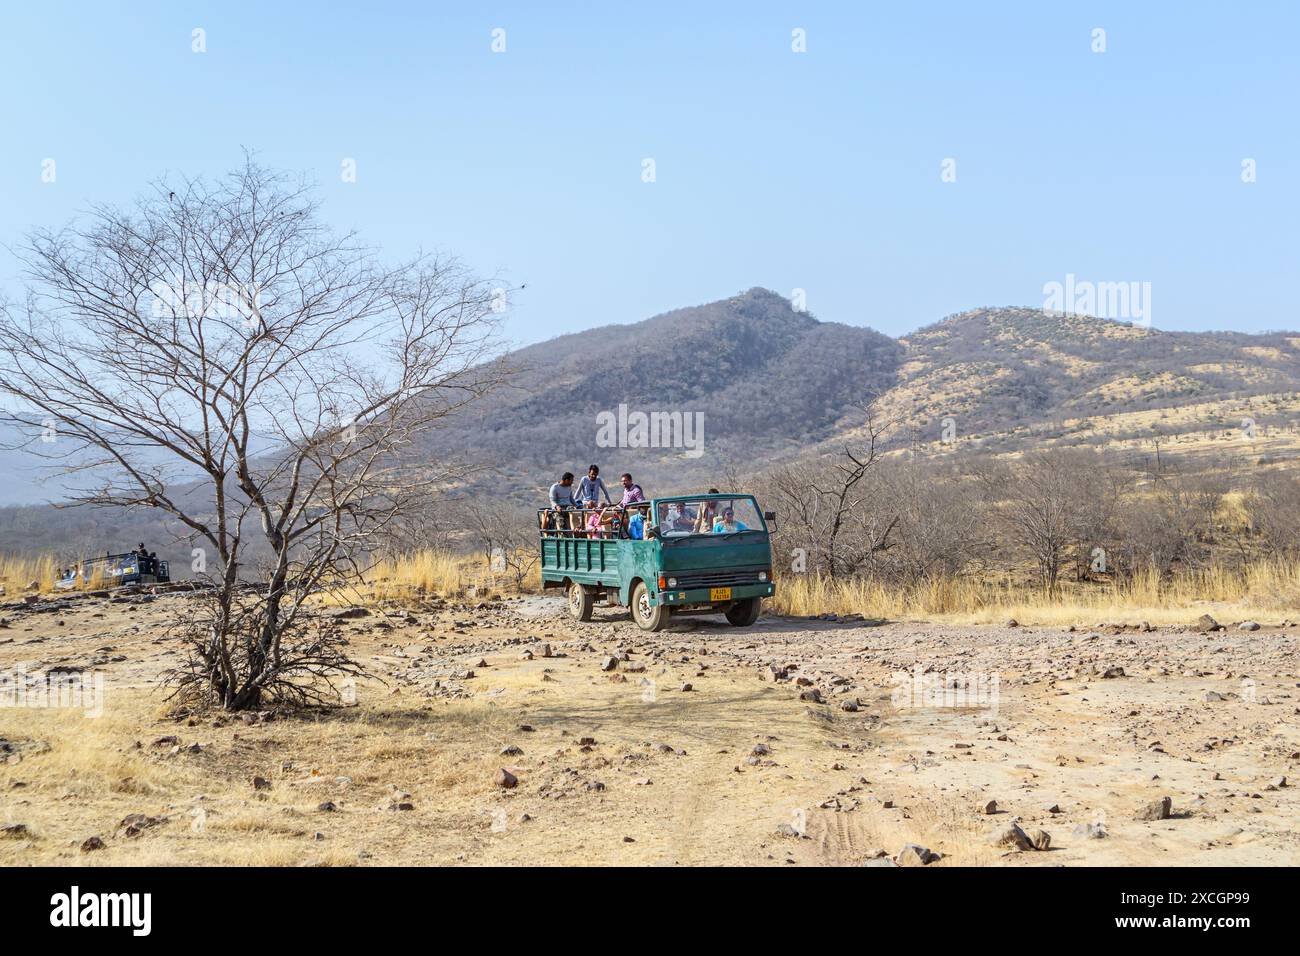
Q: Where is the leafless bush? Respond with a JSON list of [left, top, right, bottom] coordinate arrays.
[[1249, 469, 1300, 557], [867, 462, 990, 586]]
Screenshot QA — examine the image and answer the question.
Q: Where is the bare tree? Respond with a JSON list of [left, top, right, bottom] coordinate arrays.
[[764, 402, 897, 578], [0, 159, 508, 709], [450, 496, 541, 591], [977, 450, 1091, 595], [1249, 469, 1300, 557]]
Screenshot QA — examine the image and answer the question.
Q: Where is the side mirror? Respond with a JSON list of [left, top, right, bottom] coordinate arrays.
[[764, 510, 778, 531]]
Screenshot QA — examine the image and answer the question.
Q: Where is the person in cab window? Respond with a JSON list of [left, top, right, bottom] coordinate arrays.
[[695, 489, 720, 532], [671, 503, 696, 532], [712, 506, 749, 533], [627, 505, 648, 540]]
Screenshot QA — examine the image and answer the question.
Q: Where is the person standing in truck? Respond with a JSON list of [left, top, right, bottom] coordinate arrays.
[[618, 473, 645, 506], [575, 465, 612, 509]]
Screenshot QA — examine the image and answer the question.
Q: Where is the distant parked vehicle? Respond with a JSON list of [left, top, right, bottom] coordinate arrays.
[[56, 551, 170, 590]]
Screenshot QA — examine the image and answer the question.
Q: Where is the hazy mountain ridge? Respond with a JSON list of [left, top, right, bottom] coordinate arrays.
[[2, 288, 1298, 558]]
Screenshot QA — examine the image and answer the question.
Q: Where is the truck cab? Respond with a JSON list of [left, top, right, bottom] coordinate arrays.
[[540, 493, 776, 631]]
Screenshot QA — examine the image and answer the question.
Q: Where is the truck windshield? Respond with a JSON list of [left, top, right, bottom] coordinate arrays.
[[656, 498, 763, 537]]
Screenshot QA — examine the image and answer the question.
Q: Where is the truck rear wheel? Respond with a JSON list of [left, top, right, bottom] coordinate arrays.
[[725, 597, 762, 627], [567, 582, 594, 622], [631, 581, 668, 632]]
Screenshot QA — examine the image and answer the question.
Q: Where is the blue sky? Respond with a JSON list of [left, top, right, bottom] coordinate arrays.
[[1, 1, 1296, 345]]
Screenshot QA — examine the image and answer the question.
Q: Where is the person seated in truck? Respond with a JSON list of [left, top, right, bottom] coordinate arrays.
[[712, 506, 749, 533], [626, 505, 648, 540], [584, 505, 614, 538], [658, 502, 696, 534], [548, 472, 577, 530], [575, 465, 612, 508]]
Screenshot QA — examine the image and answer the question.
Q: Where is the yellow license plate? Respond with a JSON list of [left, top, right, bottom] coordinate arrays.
[[710, 587, 732, 601]]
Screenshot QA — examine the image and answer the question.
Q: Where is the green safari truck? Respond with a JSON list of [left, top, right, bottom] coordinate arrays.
[[540, 493, 776, 631]]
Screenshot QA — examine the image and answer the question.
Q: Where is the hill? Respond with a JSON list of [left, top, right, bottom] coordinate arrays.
[[2, 289, 1299, 559]]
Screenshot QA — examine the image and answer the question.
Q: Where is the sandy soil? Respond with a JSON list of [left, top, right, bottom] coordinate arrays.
[[0, 587, 1296, 866]]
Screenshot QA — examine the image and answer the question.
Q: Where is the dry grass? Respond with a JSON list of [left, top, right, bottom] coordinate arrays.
[[368, 550, 539, 601], [0, 553, 60, 593], [770, 559, 1300, 626]]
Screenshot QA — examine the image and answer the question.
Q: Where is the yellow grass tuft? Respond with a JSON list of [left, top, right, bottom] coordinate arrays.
[[368, 550, 539, 601]]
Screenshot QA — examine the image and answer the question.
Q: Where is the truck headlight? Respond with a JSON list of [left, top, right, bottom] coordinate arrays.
[[667, 577, 677, 588], [758, 571, 768, 582]]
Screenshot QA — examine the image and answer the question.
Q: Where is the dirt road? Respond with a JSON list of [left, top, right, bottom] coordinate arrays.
[[1, 588, 1296, 866]]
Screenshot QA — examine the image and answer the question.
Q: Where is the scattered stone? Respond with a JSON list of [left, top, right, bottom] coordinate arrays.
[[80, 836, 106, 852], [332, 607, 370, 620], [679, 682, 693, 692], [317, 801, 337, 812], [1030, 829, 1052, 851], [1, 823, 29, 838], [896, 843, 940, 866], [1073, 821, 1108, 839], [494, 768, 518, 789], [1136, 796, 1173, 821], [990, 822, 1034, 851], [251, 776, 271, 791], [839, 698, 859, 712], [118, 813, 162, 837], [1101, 666, 1125, 679], [982, 799, 998, 815], [799, 688, 824, 704], [601, 656, 618, 671], [1238, 621, 1261, 631], [1195, 614, 1221, 633], [862, 857, 898, 867]]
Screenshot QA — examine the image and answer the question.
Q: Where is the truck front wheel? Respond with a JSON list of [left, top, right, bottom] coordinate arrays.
[[631, 581, 669, 632], [725, 597, 762, 627], [567, 582, 594, 622]]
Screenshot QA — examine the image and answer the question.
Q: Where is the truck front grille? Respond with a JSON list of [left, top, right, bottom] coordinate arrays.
[[670, 569, 763, 590]]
